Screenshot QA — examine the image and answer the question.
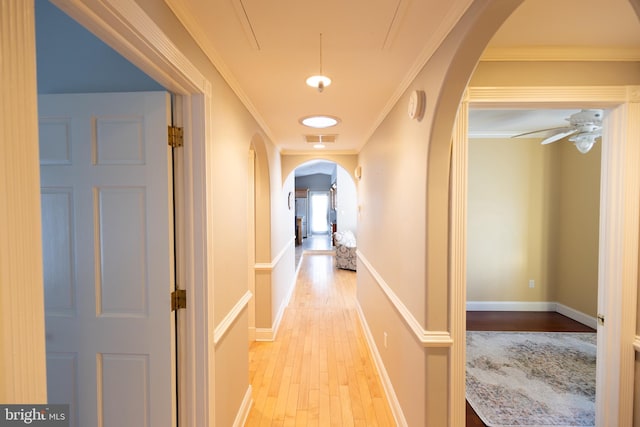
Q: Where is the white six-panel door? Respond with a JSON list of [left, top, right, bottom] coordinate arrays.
[[39, 92, 176, 427]]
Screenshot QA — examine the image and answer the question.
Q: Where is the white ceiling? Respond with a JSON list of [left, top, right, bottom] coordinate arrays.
[[165, 0, 640, 154], [468, 109, 580, 139]]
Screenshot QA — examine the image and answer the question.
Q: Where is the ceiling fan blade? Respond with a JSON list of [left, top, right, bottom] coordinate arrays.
[[541, 128, 579, 145], [511, 126, 573, 139]]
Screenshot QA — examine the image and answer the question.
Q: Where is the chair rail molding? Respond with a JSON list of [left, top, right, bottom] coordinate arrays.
[[214, 291, 253, 346], [254, 237, 295, 271], [357, 251, 453, 347]]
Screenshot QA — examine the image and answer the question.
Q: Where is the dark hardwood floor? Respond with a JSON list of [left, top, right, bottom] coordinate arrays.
[[465, 311, 596, 427]]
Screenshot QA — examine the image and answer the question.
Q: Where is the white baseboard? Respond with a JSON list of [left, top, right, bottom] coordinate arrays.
[[466, 300, 597, 329], [466, 301, 556, 311], [255, 327, 275, 341], [555, 303, 598, 329], [355, 302, 408, 427], [255, 256, 300, 342], [232, 385, 253, 427]]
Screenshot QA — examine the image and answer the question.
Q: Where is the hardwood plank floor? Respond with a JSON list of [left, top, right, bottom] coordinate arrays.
[[465, 311, 596, 427], [247, 254, 596, 427], [246, 254, 395, 426]]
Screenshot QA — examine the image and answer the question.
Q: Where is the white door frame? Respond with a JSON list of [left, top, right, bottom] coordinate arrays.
[[451, 86, 640, 426], [48, 1, 215, 425]]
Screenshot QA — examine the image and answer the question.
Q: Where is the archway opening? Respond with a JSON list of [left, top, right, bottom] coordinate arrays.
[[293, 159, 358, 264]]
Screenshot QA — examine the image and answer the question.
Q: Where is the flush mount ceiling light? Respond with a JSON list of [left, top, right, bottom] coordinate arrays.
[[306, 33, 331, 92], [300, 115, 340, 128], [305, 134, 336, 149]]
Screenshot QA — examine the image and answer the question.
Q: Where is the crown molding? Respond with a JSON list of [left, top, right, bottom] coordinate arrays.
[[164, 0, 276, 143], [465, 85, 636, 106]]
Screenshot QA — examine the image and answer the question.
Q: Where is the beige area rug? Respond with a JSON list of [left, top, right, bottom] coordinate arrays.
[[466, 331, 596, 427]]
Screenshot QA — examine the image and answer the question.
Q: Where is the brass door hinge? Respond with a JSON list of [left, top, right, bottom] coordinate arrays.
[[171, 289, 186, 311], [597, 314, 605, 326], [168, 125, 184, 148]]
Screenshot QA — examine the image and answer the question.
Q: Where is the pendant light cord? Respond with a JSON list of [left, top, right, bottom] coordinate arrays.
[[319, 33, 323, 76]]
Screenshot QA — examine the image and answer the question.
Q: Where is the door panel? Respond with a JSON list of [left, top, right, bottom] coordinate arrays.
[[39, 92, 175, 427]]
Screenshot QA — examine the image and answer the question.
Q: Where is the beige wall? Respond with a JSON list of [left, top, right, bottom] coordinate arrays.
[[552, 140, 601, 316], [470, 61, 640, 87], [253, 133, 297, 333], [356, 1, 525, 424], [467, 138, 554, 302], [467, 137, 601, 316], [281, 153, 358, 184], [127, 0, 299, 422]]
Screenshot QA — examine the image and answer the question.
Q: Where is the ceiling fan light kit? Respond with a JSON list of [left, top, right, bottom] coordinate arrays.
[[512, 109, 603, 154], [570, 133, 599, 154]]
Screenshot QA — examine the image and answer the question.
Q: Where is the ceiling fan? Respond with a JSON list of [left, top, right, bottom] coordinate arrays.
[[512, 109, 603, 154]]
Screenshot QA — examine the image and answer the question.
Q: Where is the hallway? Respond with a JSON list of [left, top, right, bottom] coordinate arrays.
[[246, 253, 396, 426]]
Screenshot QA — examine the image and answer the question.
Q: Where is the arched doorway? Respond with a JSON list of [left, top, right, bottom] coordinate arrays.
[[293, 159, 358, 260]]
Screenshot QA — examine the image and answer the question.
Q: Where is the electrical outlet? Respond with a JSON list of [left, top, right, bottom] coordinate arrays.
[[529, 279, 535, 288], [384, 332, 388, 348]]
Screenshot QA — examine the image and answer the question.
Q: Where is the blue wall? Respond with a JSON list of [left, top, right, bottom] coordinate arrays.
[[35, 0, 164, 94]]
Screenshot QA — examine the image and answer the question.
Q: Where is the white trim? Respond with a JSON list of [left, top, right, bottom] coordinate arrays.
[[450, 103, 468, 427], [247, 149, 256, 342], [254, 328, 276, 342], [214, 291, 253, 346], [355, 303, 408, 427], [254, 286, 289, 342], [1, 0, 48, 403], [596, 100, 640, 427], [232, 386, 253, 427], [556, 303, 598, 330], [466, 85, 631, 105], [357, 251, 453, 347], [255, 245, 301, 342], [164, 0, 275, 142], [466, 301, 557, 312], [255, 237, 296, 270], [457, 85, 640, 427], [51, 0, 206, 94], [254, 293, 287, 340]]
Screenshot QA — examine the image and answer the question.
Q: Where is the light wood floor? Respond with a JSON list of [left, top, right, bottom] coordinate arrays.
[[246, 254, 396, 426]]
